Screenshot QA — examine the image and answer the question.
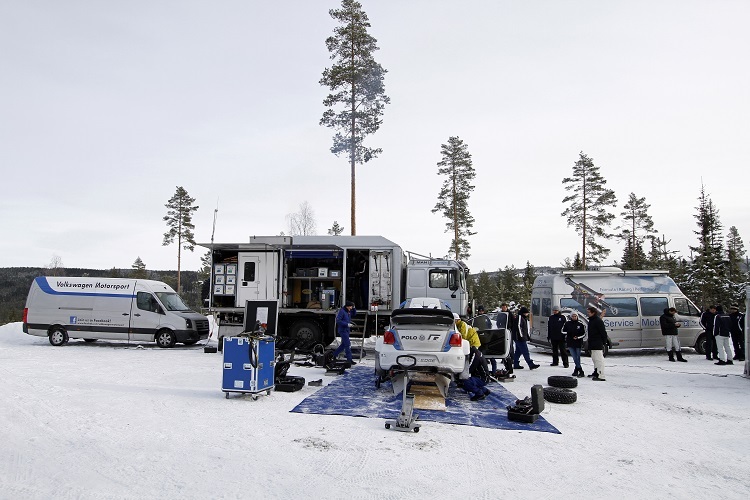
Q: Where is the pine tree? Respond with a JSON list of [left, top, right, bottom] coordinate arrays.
[[561, 152, 618, 268], [320, 0, 389, 235], [327, 221, 345, 235], [496, 266, 522, 304], [198, 251, 211, 281], [162, 186, 199, 293], [616, 192, 657, 269], [726, 225, 748, 305], [472, 271, 499, 310], [519, 261, 536, 306], [432, 136, 476, 260], [131, 257, 147, 279], [684, 185, 730, 308]]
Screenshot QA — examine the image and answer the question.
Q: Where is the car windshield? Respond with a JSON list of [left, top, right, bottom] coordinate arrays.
[[155, 292, 191, 311]]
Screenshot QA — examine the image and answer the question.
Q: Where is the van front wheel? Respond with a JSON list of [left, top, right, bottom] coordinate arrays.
[[156, 329, 176, 348], [49, 327, 68, 346], [695, 333, 707, 355]]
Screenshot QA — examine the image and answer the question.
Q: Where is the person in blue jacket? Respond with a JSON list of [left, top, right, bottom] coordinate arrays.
[[333, 301, 357, 366]]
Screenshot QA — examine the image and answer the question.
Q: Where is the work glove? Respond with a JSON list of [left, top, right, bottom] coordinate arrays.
[[348, 323, 356, 328]]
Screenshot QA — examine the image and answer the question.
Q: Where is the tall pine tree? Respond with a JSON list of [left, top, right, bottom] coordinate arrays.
[[320, 0, 389, 235], [617, 192, 657, 269], [561, 152, 617, 268], [432, 136, 476, 260], [163, 186, 199, 293]]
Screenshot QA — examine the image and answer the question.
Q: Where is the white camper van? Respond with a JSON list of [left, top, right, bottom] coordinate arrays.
[[529, 269, 705, 354], [23, 277, 209, 347]]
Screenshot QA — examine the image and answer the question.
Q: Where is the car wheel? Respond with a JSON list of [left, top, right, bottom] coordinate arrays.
[[155, 329, 176, 348], [543, 386, 577, 404], [695, 333, 707, 355], [49, 327, 68, 346], [547, 375, 578, 389], [385, 422, 391, 429], [289, 320, 322, 344], [83, 339, 97, 343]]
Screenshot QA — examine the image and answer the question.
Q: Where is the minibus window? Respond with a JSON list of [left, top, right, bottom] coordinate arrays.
[[603, 297, 638, 317], [531, 298, 540, 316], [541, 298, 551, 317], [674, 297, 700, 316], [136, 292, 159, 313], [429, 270, 448, 288], [640, 297, 669, 316]]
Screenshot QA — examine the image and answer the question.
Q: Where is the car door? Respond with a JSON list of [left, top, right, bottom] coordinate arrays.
[[129, 287, 162, 342]]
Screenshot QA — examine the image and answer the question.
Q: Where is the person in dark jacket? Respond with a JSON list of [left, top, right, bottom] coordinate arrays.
[[700, 305, 718, 360], [729, 305, 745, 361], [512, 307, 539, 370], [333, 301, 357, 366], [586, 306, 609, 381], [563, 311, 586, 377], [660, 307, 687, 362], [713, 305, 734, 365], [547, 306, 569, 367]]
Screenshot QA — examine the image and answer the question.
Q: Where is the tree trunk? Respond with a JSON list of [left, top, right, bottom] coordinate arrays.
[[350, 45, 356, 236]]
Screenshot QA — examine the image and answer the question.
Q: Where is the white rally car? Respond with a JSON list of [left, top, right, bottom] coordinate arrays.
[[375, 298, 470, 388]]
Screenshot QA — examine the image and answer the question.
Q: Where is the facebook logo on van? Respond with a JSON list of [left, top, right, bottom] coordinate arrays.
[[70, 316, 77, 324]]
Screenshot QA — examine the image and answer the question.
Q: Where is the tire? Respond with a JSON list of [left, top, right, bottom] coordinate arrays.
[[49, 327, 68, 346], [83, 339, 98, 343], [385, 422, 391, 429], [547, 375, 578, 389], [543, 386, 577, 404], [289, 320, 322, 344], [155, 329, 176, 348], [695, 333, 707, 355]]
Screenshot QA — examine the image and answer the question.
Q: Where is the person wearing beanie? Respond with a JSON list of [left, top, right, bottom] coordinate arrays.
[[712, 305, 734, 365], [512, 306, 539, 370], [660, 307, 687, 362], [333, 301, 357, 366]]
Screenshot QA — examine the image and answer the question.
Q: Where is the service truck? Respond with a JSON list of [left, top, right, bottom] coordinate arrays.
[[199, 235, 469, 346]]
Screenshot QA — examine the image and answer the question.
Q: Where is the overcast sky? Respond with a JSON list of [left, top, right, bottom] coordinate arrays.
[[1, 0, 748, 275]]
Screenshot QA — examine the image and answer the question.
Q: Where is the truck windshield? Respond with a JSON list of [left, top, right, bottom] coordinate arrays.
[[155, 292, 191, 312]]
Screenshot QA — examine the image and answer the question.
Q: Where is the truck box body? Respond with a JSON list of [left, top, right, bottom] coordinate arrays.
[[529, 269, 704, 353], [23, 277, 209, 347], [200, 235, 469, 345]]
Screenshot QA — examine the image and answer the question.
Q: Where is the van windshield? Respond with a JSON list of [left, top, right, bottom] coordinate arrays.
[[155, 292, 191, 312]]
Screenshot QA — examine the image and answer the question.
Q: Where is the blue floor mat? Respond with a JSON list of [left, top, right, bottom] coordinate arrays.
[[291, 365, 560, 433]]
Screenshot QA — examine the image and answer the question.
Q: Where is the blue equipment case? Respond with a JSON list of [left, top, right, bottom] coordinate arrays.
[[222, 336, 276, 399]]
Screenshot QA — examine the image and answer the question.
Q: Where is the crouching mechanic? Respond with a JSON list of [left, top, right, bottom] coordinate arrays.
[[333, 301, 357, 366], [454, 313, 491, 401]]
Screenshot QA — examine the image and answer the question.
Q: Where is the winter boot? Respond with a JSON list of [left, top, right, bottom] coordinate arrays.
[[668, 350, 675, 362], [676, 351, 687, 362], [572, 368, 578, 377], [577, 368, 585, 378], [588, 369, 599, 378]]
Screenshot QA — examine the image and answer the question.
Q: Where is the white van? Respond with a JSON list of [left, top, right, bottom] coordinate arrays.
[[23, 277, 209, 347], [529, 269, 705, 354]]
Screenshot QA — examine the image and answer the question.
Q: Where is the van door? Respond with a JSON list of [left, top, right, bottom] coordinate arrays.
[[238, 254, 262, 305], [639, 296, 669, 347], [129, 287, 162, 342], [369, 250, 393, 309]]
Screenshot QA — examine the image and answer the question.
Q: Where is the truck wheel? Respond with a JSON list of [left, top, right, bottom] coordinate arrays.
[[543, 386, 577, 404], [155, 329, 176, 348], [695, 333, 707, 355], [289, 320, 322, 343], [49, 327, 68, 346], [547, 375, 578, 388]]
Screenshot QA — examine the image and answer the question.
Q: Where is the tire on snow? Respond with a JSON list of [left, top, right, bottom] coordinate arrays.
[[547, 375, 578, 389], [543, 386, 577, 404]]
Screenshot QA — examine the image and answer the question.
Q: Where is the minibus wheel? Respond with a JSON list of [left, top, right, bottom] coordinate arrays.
[[156, 329, 176, 348], [49, 327, 68, 346], [694, 334, 707, 355]]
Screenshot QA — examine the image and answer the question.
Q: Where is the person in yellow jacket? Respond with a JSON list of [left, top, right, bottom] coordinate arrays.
[[454, 313, 481, 348]]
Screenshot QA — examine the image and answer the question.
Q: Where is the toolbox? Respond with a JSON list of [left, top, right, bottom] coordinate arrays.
[[222, 336, 276, 399]]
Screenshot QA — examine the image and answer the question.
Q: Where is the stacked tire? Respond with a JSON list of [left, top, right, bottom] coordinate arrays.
[[543, 376, 578, 404]]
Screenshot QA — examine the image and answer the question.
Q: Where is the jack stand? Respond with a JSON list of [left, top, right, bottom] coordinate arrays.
[[385, 355, 421, 433]]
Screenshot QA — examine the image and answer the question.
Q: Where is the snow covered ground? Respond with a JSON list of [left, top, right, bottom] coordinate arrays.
[[1, 321, 748, 500]]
